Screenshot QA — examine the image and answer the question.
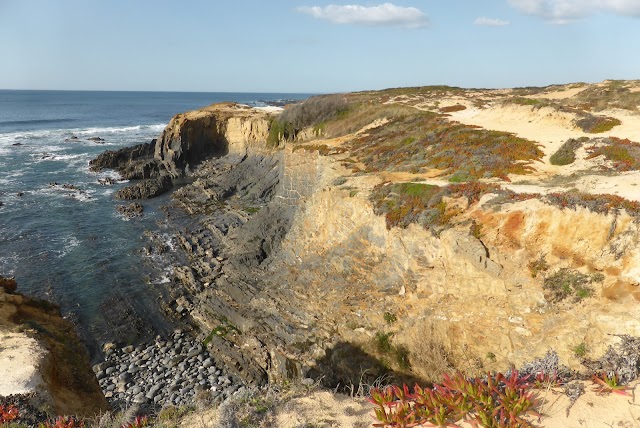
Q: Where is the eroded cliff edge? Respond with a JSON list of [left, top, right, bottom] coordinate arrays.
[[0, 281, 107, 417], [108, 85, 640, 391]]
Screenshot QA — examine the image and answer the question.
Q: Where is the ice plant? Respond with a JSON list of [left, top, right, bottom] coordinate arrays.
[[0, 405, 18, 424], [370, 371, 541, 428], [591, 372, 632, 396]]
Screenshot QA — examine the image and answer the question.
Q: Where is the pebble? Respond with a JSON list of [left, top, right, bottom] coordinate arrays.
[[96, 331, 239, 409]]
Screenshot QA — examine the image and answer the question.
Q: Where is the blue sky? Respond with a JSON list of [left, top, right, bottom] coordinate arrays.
[[0, 0, 639, 93]]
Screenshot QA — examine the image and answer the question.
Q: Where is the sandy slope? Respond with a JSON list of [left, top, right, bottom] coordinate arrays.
[[279, 385, 640, 428], [177, 384, 640, 427], [446, 100, 640, 202], [0, 331, 45, 396]]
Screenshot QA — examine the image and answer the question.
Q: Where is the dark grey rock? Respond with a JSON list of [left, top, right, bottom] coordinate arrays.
[[115, 175, 173, 200]]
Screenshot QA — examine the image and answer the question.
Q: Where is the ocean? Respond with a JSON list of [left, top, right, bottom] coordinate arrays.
[[0, 90, 310, 353]]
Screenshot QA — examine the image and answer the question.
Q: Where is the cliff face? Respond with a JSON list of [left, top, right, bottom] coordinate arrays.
[[154, 103, 271, 177], [88, 103, 272, 199], [126, 90, 640, 389], [272, 177, 640, 378], [0, 287, 107, 416]]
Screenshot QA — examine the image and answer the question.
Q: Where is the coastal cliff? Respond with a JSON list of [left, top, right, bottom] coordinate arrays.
[[141, 87, 640, 390], [2, 83, 639, 424], [0, 282, 107, 418], [154, 103, 271, 177], [85, 83, 640, 416]]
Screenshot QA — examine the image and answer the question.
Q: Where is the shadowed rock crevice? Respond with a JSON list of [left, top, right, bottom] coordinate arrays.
[[155, 114, 230, 177], [308, 342, 427, 391]]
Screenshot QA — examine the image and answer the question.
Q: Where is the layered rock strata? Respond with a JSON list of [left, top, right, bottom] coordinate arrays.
[[94, 100, 640, 395]]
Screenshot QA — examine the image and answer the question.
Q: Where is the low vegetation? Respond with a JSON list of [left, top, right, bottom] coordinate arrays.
[[571, 80, 640, 112], [544, 191, 640, 217], [585, 137, 640, 171], [527, 254, 550, 278], [371, 182, 505, 233], [374, 332, 411, 371], [573, 342, 588, 358], [370, 182, 444, 231], [574, 114, 622, 133], [268, 94, 348, 145], [542, 268, 604, 303], [272, 91, 543, 182], [509, 97, 543, 106], [549, 137, 589, 166], [439, 104, 467, 113], [347, 111, 542, 180], [370, 371, 542, 428]]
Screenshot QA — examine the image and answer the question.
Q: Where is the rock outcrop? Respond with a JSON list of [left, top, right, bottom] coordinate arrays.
[[89, 140, 159, 180], [154, 103, 271, 177], [93, 89, 640, 396], [90, 103, 272, 200], [116, 202, 144, 218], [0, 285, 107, 416], [114, 175, 173, 200]]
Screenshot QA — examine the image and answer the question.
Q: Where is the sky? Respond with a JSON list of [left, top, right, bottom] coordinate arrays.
[[0, 0, 639, 93]]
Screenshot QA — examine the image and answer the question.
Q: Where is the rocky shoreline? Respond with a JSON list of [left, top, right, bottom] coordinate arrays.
[[85, 103, 282, 411], [88, 103, 353, 394], [95, 330, 241, 410]]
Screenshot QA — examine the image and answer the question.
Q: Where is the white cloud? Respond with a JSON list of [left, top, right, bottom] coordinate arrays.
[[509, 0, 640, 23], [296, 3, 429, 28], [474, 17, 510, 26]]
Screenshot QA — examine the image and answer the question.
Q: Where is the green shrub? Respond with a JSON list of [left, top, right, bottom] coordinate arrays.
[[271, 94, 348, 143], [543, 268, 601, 303], [573, 342, 588, 358], [267, 118, 295, 147], [383, 312, 397, 324], [527, 254, 549, 278], [394, 345, 411, 370], [448, 170, 472, 183], [439, 104, 467, 113], [575, 115, 622, 133], [470, 222, 483, 240], [375, 332, 394, 353], [510, 97, 542, 106], [550, 138, 586, 166]]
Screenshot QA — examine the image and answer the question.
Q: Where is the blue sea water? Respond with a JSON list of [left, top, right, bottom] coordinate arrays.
[[0, 90, 310, 349]]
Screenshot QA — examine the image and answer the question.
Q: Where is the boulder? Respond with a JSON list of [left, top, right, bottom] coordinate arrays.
[[114, 175, 172, 200], [116, 202, 144, 218]]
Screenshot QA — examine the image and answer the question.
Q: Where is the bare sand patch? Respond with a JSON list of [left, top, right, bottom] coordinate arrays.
[[0, 331, 45, 396], [536, 86, 588, 100]]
